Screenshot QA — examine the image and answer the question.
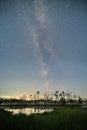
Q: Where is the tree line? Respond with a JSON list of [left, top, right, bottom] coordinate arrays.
[[0, 90, 87, 106]]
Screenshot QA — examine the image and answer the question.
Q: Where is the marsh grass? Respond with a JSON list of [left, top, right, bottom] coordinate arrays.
[[0, 107, 87, 130]]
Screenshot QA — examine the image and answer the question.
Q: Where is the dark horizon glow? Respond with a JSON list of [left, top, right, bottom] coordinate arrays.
[[0, 0, 87, 98]]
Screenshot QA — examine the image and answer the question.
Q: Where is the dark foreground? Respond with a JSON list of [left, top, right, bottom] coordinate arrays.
[[0, 107, 87, 130]]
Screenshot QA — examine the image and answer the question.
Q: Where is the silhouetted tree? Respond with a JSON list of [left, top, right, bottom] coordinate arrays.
[[78, 96, 82, 104], [36, 91, 40, 100], [33, 94, 36, 101], [59, 97, 66, 105], [59, 91, 65, 99], [30, 95, 32, 100], [54, 91, 59, 100], [73, 94, 77, 100], [61, 91, 65, 98], [66, 91, 72, 101], [50, 92, 54, 100]]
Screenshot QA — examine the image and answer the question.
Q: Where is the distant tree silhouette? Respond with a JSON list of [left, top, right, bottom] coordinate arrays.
[[30, 95, 32, 100], [59, 91, 65, 99], [66, 91, 72, 101], [73, 94, 77, 100], [44, 93, 47, 100], [33, 94, 36, 101], [54, 91, 59, 100], [50, 92, 54, 100], [78, 96, 82, 104], [59, 97, 66, 105], [36, 91, 40, 100]]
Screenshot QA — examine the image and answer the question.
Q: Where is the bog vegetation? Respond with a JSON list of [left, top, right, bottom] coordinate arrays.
[[0, 107, 87, 130]]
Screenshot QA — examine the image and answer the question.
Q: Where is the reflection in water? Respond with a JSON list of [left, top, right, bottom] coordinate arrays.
[[4, 107, 53, 115]]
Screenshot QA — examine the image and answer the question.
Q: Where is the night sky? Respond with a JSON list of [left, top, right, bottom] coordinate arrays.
[[0, 0, 87, 98]]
